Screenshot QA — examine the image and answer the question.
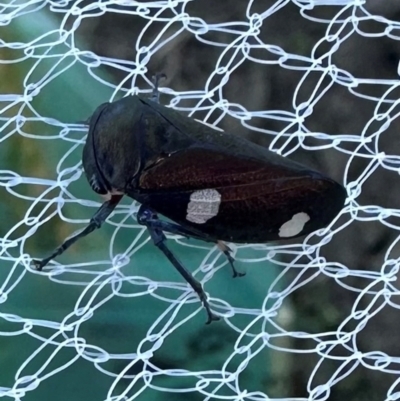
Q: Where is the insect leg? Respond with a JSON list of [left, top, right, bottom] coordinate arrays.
[[136, 211, 244, 278], [216, 241, 245, 278], [33, 195, 123, 271], [137, 205, 220, 324], [137, 217, 197, 239]]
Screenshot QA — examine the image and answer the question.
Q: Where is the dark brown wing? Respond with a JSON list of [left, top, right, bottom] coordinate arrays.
[[131, 147, 346, 243]]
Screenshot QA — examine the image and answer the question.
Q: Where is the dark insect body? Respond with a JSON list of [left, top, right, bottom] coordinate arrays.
[[33, 75, 346, 323]]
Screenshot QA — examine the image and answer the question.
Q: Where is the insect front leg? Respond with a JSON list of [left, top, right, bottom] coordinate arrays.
[[137, 205, 220, 324], [33, 195, 123, 270]]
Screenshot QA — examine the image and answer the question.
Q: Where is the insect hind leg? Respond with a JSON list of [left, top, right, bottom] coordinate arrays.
[[217, 241, 245, 278], [136, 207, 244, 278], [137, 205, 220, 324]]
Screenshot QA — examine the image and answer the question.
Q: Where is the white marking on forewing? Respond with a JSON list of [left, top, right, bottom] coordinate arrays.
[[279, 212, 310, 238], [186, 189, 221, 224]]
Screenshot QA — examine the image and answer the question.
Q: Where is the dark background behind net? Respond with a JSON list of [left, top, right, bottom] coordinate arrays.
[[83, 2, 400, 399]]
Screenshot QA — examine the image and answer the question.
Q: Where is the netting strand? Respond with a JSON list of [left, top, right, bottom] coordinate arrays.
[[1, 1, 400, 401]]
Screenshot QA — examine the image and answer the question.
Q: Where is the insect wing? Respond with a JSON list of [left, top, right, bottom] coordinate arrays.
[[139, 96, 311, 173], [134, 146, 346, 243]]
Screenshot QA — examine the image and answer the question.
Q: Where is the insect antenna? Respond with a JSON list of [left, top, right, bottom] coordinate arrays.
[[150, 73, 167, 104]]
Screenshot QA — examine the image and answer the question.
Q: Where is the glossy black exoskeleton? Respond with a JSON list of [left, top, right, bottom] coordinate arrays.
[[34, 74, 346, 323]]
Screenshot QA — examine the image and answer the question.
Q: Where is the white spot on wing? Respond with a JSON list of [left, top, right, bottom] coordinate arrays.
[[279, 212, 310, 238], [186, 189, 221, 224]]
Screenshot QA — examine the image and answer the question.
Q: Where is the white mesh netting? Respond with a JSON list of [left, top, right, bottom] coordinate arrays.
[[2, 1, 400, 400]]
